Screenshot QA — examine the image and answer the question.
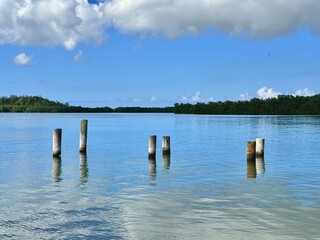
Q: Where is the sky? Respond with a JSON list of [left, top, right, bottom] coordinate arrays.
[[1, 0, 320, 108]]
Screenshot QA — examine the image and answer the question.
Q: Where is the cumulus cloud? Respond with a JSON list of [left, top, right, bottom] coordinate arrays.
[[14, 52, 33, 65], [191, 91, 203, 102], [240, 92, 251, 100], [293, 88, 315, 97], [102, 0, 320, 38], [257, 87, 280, 99], [1, 1, 320, 48], [256, 87, 316, 99], [180, 91, 213, 103], [0, 0, 108, 50], [208, 97, 214, 102]]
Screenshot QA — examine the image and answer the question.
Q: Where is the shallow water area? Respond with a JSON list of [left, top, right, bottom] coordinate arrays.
[[0, 113, 319, 239]]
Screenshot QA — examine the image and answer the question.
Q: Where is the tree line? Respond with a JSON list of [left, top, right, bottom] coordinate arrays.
[[174, 94, 320, 115], [2, 94, 320, 115], [0, 95, 172, 113], [114, 106, 174, 113], [0, 95, 113, 113]]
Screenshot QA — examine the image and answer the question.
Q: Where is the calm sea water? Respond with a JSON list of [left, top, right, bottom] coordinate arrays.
[[0, 113, 319, 239]]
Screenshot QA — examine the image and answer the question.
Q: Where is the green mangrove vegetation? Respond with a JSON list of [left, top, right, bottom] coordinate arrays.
[[174, 94, 320, 115], [114, 106, 174, 113], [0, 95, 113, 113], [1, 94, 320, 115], [0, 95, 172, 113]]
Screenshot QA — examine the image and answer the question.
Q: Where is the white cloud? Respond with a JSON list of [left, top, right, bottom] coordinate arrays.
[[257, 87, 280, 99], [240, 92, 250, 100], [180, 96, 189, 102], [191, 91, 203, 102], [180, 91, 213, 103], [131, 97, 158, 103], [1, 1, 320, 48], [0, 0, 108, 50], [256, 87, 316, 99], [14, 53, 33, 65], [104, 0, 320, 38], [293, 88, 315, 97], [73, 50, 84, 62]]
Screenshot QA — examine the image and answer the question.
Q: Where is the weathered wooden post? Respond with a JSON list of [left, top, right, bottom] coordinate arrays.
[[256, 138, 265, 157], [162, 136, 171, 156], [79, 119, 88, 154], [246, 141, 256, 160], [52, 128, 62, 157], [148, 135, 157, 160]]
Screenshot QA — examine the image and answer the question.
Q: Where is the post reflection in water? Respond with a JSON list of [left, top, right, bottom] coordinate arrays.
[[162, 155, 171, 170], [80, 154, 88, 184], [256, 156, 265, 175], [52, 156, 62, 182], [246, 156, 266, 179], [246, 159, 257, 179], [148, 159, 157, 181]]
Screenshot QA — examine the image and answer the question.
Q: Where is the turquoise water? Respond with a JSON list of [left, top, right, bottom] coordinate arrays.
[[0, 113, 319, 239]]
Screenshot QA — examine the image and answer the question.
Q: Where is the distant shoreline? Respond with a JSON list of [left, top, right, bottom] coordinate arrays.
[[1, 94, 320, 115], [0, 95, 173, 113]]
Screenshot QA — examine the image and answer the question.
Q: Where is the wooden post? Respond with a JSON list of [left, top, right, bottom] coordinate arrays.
[[247, 141, 256, 160], [52, 128, 62, 157], [79, 119, 88, 154], [256, 138, 265, 157], [162, 136, 171, 156], [148, 135, 157, 160]]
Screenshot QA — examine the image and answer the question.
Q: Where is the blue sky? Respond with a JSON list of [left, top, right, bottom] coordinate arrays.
[[1, 0, 320, 107]]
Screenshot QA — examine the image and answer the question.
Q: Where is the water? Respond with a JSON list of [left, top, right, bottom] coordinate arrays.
[[0, 113, 319, 239]]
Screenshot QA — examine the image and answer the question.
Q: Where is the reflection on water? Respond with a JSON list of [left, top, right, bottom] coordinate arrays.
[[162, 155, 171, 170], [256, 156, 265, 175], [148, 159, 157, 177], [149, 156, 170, 180], [1, 114, 320, 239], [80, 154, 88, 184], [246, 159, 257, 179], [247, 157, 266, 179], [52, 157, 62, 182]]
